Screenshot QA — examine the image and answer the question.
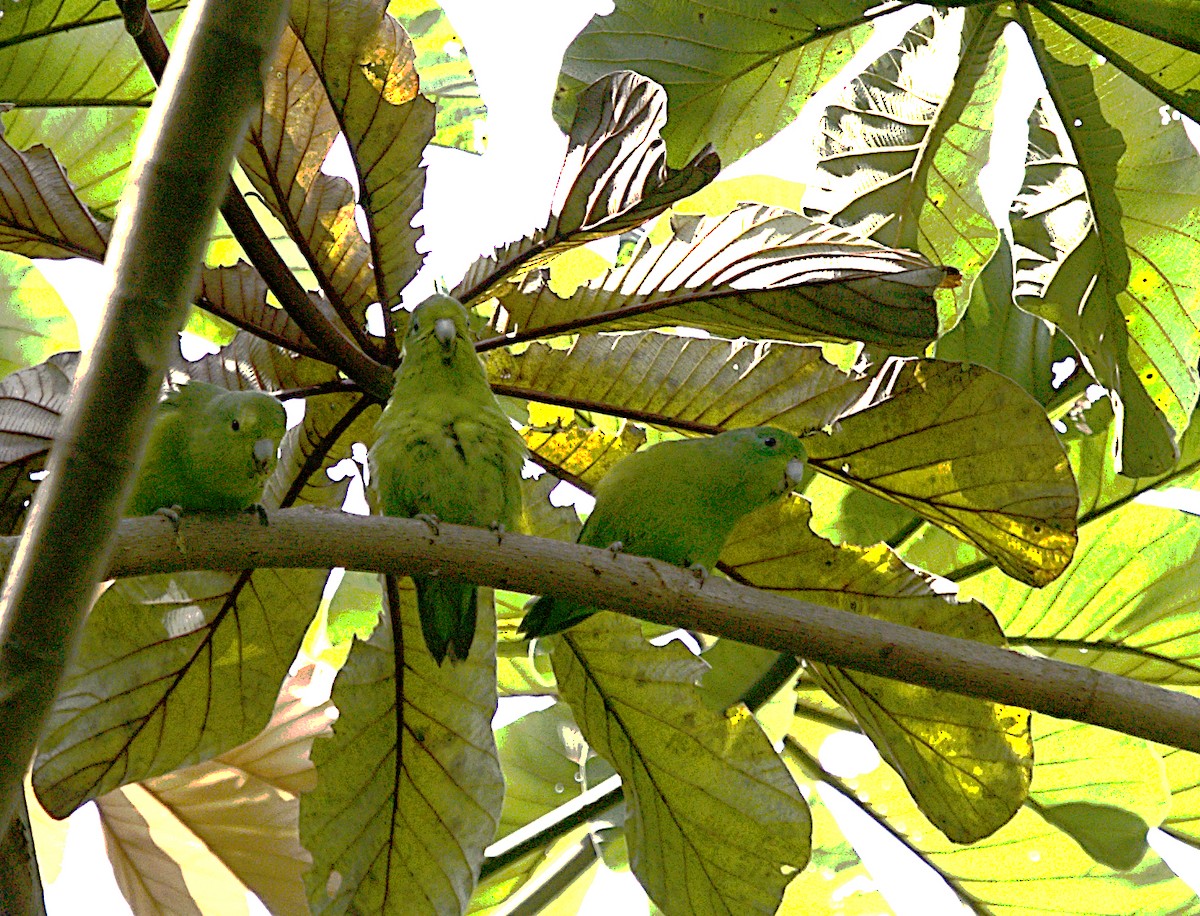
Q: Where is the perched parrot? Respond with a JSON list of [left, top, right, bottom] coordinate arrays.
[[126, 380, 286, 517], [520, 426, 808, 638], [370, 294, 525, 665]]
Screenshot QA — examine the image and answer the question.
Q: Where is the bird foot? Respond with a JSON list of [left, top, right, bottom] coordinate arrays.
[[416, 513, 441, 536], [154, 505, 186, 552], [607, 540, 625, 560], [688, 563, 710, 586], [489, 520, 506, 544], [245, 503, 269, 526]]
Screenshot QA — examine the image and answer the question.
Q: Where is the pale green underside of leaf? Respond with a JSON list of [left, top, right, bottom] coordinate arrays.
[[788, 711, 1198, 914], [558, 0, 879, 168], [1011, 9, 1200, 477], [32, 568, 326, 817], [389, 0, 487, 153], [302, 583, 503, 915], [723, 495, 1031, 844], [552, 614, 811, 915], [803, 10, 1004, 318], [478, 704, 616, 907], [0, 1, 185, 218], [0, 254, 79, 377], [934, 237, 1078, 408]]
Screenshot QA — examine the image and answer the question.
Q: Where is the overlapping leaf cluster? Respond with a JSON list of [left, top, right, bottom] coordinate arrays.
[[1, 0, 1199, 913]]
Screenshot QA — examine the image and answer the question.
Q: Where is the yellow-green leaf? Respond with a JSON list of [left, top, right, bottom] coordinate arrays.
[[302, 582, 503, 914], [558, 0, 874, 168], [32, 569, 326, 817], [807, 357, 1079, 586], [723, 495, 1031, 843], [804, 10, 1006, 317], [552, 613, 811, 915], [491, 331, 870, 437]]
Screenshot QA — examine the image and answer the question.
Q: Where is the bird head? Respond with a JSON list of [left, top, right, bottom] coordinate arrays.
[[723, 426, 808, 497], [177, 382, 286, 497], [402, 294, 473, 364]]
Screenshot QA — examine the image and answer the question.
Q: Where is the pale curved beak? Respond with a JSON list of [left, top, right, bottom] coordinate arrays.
[[434, 317, 457, 346], [253, 437, 277, 473], [785, 458, 807, 489]]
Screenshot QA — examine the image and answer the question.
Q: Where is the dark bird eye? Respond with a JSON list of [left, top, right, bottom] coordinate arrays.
[[764, 436, 777, 448], [231, 419, 240, 431]]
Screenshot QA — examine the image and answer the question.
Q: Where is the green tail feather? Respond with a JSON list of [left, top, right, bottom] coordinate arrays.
[[414, 577, 477, 664], [519, 595, 596, 638]]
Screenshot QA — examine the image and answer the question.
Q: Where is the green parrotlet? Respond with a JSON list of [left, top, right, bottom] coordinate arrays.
[[126, 380, 286, 517], [370, 294, 525, 665], [520, 426, 808, 638]]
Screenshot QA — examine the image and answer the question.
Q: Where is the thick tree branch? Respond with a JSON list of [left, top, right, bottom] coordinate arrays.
[[0, 0, 290, 835], [17, 508, 1200, 755]]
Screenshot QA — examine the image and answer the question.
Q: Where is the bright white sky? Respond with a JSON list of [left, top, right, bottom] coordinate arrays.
[[33, 1, 1200, 913]]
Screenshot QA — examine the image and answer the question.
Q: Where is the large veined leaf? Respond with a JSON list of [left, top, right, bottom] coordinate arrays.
[[238, 26, 378, 343], [0, 351, 79, 533], [247, 0, 434, 343], [0, 128, 109, 260], [893, 392, 1200, 584], [557, 0, 879, 168], [0, 0, 186, 218], [1036, 1, 1200, 59], [1029, 718, 1168, 871], [454, 71, 720, 303], [551, 614, 812, 915], [93, 665, 328, 915], [301, 581, 503, 915], [490, 332, 871, 436], [1029, 3, 1200, 131], [786, 711, 1197, 914], [487, 205, 950, 352], [1010, 7, 1200, 477], [292, 0, 433, 319], [390, 0, 487, 153], [722, 495, 1031, 843], [933, 237, 1079, 409], [520, 417, 647, 491], [809, 357, 1079, 586], [958, 465, 1200, 686], [803, 9, 1005, 314], [32, 568, 327, 817], [1161, 741, 1200, 850], [195, 263, 321, 358], [0, 255, 79, 379], [0, 1, 180, 104], [99, 788, 240, 915]]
